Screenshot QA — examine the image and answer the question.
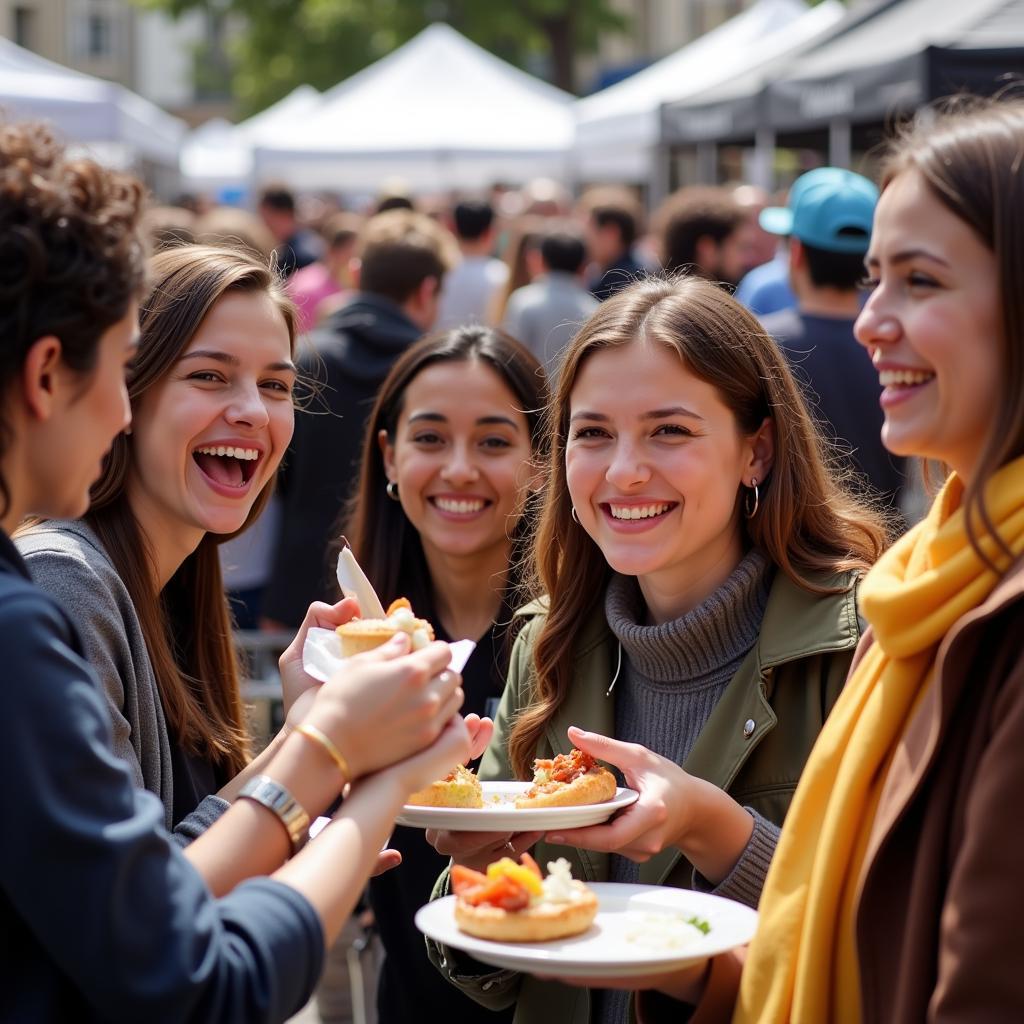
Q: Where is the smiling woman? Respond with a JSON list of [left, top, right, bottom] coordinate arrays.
[[426, 276, 891, 1024], [341, 325, 548, 1024], [15, 245, 309, 838]]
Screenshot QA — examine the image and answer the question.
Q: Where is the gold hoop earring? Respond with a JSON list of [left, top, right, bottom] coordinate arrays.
[[571, 506, 580, 524], [744, 479, 760, 519], [386, 480, 399, 501]]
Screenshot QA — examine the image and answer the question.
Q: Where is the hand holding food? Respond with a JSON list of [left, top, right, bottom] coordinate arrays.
[[278, 596, 361, 714], [303, 634, 463, 780], [514, 747, 617, 809], [426, 827, 545, 874], [547, 728, 753, 883], [451, 854, 598, 942]]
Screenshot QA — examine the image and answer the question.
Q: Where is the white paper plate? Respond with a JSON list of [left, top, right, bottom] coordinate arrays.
[[395, 781, 638, 831], [416, 883, 757, 979]]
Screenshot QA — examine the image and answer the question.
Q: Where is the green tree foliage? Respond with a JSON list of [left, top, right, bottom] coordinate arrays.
[[133, 0, 630, 116]]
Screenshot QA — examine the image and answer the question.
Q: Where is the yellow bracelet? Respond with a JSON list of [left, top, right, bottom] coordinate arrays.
[[295, 723, 352, 783]]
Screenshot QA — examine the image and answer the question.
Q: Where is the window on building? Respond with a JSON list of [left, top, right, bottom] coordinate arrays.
[[13, 6, 34, 49], [87, 13, 112, 57]]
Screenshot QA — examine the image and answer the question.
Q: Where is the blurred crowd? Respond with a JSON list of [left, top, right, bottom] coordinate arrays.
[[144, 173, 906, 640]]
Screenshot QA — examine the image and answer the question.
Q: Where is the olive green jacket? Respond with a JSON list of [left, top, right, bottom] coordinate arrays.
[[428, 567, 862, 1024]]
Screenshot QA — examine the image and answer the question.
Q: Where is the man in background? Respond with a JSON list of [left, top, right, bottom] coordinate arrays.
[[503, 225, 598, 374], [582, 186, 646, 301], [257, 184, 323, 276], [435, 198, 507, 329], [760, 167, 905, 510], [262, 209, 457, 629], [654, 186, 753, 286]]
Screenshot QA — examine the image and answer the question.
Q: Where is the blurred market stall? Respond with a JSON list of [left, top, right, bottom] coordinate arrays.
[[0, 35, 185, 193], [252, 23, 575, 193]]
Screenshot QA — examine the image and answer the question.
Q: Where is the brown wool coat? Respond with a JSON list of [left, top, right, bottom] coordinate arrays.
[[639, 559, 1024, 1024], [853, 556, 1024, 1023]]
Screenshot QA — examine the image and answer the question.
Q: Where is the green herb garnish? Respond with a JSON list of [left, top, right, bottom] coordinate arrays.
[[686, 914, 711, 935]]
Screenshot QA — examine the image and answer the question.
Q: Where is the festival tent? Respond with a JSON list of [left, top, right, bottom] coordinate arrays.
[[0, 35, 185, 183], [252, 23, 575, 192], [572, 0, 818, 187], [762, 0, 1024, 162], [180, 85, 321, 195], [663, 0, 1024, 177]]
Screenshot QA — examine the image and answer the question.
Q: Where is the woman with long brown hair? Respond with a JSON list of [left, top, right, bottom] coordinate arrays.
[[342, 325, 547, 1024], [17, 243, 358, 836], [428, 275, 889, 1023], [514, 94, 1024, 1024]]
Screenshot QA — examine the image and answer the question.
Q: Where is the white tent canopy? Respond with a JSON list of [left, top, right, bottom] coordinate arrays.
[[573, 0, 825, 184], [181, 85, 321, 192], [253, 23, 575, 192], [0, 36, 185, 170]]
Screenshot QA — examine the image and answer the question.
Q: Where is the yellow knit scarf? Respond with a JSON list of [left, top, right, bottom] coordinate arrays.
[[735, 460, 1024, 1023]]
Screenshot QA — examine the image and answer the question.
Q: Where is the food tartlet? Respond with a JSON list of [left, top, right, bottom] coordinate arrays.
[[407, 763, 484, 808], [514, 748, 617, 809], [336, 597, 434, 656], [452, 854, 598, 942]]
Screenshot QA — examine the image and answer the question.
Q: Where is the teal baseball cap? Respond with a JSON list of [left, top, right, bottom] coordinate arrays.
[[759, 167, 878, 254]]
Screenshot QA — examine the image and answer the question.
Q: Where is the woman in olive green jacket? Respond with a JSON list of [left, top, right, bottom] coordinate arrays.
[[427, 277, 889, 1024]]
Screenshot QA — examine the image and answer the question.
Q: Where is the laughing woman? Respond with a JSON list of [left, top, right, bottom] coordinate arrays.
[[428, 275, 889, 1023], [16, 244, 348, 839]]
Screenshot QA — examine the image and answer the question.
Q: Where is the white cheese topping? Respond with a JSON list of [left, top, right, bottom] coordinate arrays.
[[541, 858, 585, 904]]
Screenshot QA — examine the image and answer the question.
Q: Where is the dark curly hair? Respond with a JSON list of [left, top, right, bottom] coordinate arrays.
[[0, 120, 147, 517]]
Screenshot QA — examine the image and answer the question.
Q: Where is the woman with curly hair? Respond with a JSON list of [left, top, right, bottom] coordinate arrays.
[[0, 118, 470, 1022]]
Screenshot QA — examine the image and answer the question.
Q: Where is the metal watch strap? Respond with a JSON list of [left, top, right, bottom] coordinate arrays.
[[238, 775, 310, 854]]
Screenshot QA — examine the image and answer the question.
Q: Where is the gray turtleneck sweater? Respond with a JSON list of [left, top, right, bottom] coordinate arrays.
[[597, 550, 781, 1024]]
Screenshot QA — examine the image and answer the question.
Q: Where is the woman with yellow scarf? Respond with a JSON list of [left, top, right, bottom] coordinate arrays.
[[540, 97, 1024, 1021]]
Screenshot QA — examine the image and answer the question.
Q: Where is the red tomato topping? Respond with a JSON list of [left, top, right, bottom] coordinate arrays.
[[451, 865, 488, 896], [520, 851, 542, 878], [531, 747, 598, 784]]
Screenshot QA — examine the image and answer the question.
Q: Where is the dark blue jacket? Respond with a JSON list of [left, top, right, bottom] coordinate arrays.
[[0, 529, 324, 1022]]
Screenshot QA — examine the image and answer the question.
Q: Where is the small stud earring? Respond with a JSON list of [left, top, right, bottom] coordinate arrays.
[[386, 480, 399, 501]]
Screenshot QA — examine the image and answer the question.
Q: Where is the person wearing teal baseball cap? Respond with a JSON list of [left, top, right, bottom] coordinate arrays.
[[760, 167, 906, 514], [759, 167, 878, 254]]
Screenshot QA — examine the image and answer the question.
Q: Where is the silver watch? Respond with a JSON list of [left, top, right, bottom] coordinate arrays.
[[238, 775, 310, 854]]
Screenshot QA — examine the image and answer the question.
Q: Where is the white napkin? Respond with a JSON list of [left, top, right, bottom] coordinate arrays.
[[302, 628, 476, 683]]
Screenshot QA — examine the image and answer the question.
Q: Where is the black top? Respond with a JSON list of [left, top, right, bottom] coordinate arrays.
[[168, 738, 227, 829], [369, 604, 515, 1024], [588, 251, 647, 302], [276, 228, 323, 278], [761, 307, 906, 509], [0, 529, 323, 1022]]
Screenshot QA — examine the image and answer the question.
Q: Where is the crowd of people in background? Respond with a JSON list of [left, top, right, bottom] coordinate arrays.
[[4, 90, 1024, 1024]]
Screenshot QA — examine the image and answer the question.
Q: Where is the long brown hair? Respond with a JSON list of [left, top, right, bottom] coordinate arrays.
[[86, 244, 297, 775], [342, 325, 548, 618], [508, 276, 889, 777], [879, 96, 1024, 568]]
